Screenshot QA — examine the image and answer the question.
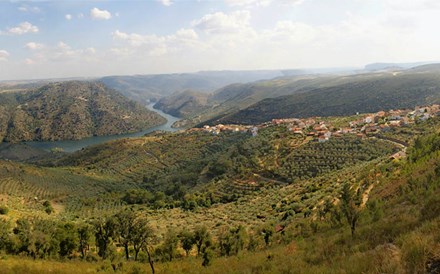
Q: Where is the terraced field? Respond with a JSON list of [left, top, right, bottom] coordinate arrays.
[[0, 121, 404, 220]]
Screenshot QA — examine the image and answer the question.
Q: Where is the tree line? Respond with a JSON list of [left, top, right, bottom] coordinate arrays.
[[0, 209, 287, 272]]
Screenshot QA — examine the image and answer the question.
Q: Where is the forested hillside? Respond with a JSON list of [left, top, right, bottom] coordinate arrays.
[[217, 72, 440, 124], [154, 90, 210, 118], [0, 81, 166, 142], [157, 66, 440, 127]]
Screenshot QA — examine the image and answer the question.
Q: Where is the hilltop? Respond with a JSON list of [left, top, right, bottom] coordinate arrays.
[[0, 81, 166, 142]]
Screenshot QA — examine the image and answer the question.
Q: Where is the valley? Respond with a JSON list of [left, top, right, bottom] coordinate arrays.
[[1, 66, 440, 274], [2, 1, 440, 272], [1, 86, 440, 273]]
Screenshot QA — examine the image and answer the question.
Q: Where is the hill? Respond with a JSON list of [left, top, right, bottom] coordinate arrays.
[[172, 74, 343, 127], [0, 143, 58, 162], [160, 65, 440, 127], [363, 61, 433, 71], [0, 81, 166, 142], [154, 90, 210, 118], [204, 69, 440, 125]]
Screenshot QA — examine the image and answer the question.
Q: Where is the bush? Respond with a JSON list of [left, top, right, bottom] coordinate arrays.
[[128, 265, 148, 274], [43, 201, 54, 215], [400, 233, 432, 274], [420, 196, 440, 222], [85, 253, 100, 262], [0, 205, 9, 215], [202, 248, 214, 267], [45, 206, 54, 214]]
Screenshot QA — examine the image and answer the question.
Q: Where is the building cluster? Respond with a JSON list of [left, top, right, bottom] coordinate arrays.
[[192, 104, 440, 142], [272, 104, 440, 142], [347, 104, 440, 136], [274, 118, 334, 142], [188, 124, 258, 136]]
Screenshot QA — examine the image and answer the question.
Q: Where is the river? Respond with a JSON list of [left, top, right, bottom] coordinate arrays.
[[25, 103, 181, 153]]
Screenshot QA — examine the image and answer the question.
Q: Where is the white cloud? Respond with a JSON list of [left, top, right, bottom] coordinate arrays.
[[25, 42, 45, 50], [0, 50, 10, 61], [280, 0, 304, 6], [158, 0, 173, 6], [6, 22, 39, 35], [57, 41, 71, 51], [225, 0, 271, 7], [25, 41, 97, 64], [85, 47, 96, 55], [385, 0, 440, 10], [3, 0, 440, 80], [112, 30, 168, 56], [107, 7, 432, 72], [112, 28, 200, 57], [65, 14, 73, 20], [191, 10, 252, 34], [175, 28, 199, 40], [27, 42, 98, 63], [18, 5, 41, 13], [225, 0, 303, 7], [25, 58, 35, 65], [266, 21, 317, 44], [90, 8, 112, 20]]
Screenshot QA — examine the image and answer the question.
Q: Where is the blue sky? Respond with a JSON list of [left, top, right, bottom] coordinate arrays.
[[1, 0, 440, 80]]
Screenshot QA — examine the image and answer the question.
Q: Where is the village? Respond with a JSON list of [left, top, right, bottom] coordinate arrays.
[[193, 104, 440, 143]]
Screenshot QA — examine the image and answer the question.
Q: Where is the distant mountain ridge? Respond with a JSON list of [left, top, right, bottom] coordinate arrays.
[[0, 81, 166, 142], [100, 70, 286, 104], [363, 62, 434, 71], [151, 64, 440, 127], [208, 68, 440, 125]]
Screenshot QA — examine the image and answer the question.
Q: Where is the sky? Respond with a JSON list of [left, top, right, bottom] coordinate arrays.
[[0, 0, 440, 81]]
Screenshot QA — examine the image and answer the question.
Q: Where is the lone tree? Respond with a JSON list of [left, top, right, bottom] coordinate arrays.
[[114, 209, 137, 260], [261, 225, 273, 247], [340, 183, 362, 238], [193, 226, 211, 256], [179, 229, 195, 256], [161, 229, 179, 262], [219, 225, 247, 256], [131, 216, 155, 274], [77, 224, 92, 258], [94, 217, 115, 259]]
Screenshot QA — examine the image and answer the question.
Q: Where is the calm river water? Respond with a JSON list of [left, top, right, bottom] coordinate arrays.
[[25, 103, 181, 153]]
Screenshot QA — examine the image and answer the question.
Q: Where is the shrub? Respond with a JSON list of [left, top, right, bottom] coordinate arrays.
[[0, 205, 9, 215], [420, 195, 440, 222], [400, 233, 432, 274], [45, 205, 54, 214], [202, 248, 214, 267], [43, 201, 54, 214]]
